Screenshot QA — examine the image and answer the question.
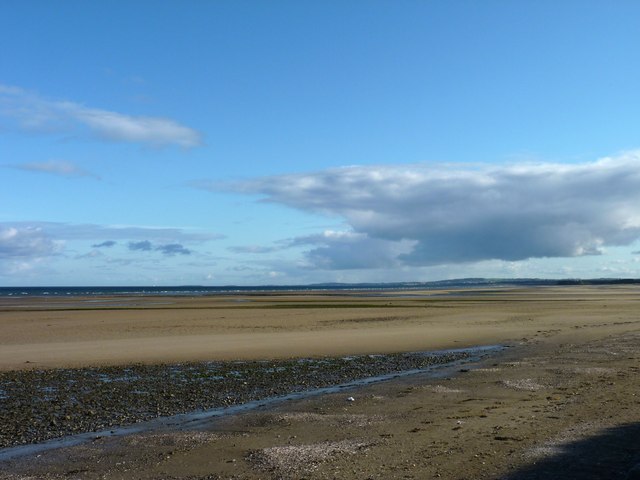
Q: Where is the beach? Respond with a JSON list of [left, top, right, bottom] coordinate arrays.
[[1, 286, 634, 370], [1, 286, 640, 479]]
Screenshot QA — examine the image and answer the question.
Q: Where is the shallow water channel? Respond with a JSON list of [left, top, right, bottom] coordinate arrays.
[[0, 345, 504, 461]]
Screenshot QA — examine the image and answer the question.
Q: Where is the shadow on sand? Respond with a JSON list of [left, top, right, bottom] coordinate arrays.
[[505, 422, 640, 480]]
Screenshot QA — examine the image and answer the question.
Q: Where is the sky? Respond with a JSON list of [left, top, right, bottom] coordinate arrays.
[[2, 1, 640, 286]]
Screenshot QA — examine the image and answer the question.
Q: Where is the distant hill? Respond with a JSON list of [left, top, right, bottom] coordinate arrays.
[[308, 278, 640, 289]]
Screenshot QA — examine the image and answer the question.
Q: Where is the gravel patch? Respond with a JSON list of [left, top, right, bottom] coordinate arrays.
[[0, 351, 468, 449], [428, 385, 464, 394], [500, 378, 548, 391], [248, 439, 372, 476]]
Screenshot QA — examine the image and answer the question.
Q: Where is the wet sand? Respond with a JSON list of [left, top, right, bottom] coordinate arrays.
[[1, 286, 640, 479], [1, 286, 636, 370]]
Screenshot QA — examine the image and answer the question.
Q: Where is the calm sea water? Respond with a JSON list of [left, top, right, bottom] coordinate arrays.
[[0, 284, 428, 297]]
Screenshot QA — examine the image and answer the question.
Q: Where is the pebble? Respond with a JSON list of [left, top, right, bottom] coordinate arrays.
[[0, 351, 470, 449]]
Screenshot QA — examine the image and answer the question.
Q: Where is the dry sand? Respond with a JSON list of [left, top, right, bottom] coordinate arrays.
[[1, 285, 640, 479]]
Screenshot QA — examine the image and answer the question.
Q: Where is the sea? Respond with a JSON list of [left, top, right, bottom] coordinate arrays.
[[0, 284, 421, 297]]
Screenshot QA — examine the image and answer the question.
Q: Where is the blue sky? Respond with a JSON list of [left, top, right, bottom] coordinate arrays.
[[2, 1, 640, 286]]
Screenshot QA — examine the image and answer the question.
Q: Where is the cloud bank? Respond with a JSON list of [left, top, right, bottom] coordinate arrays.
[[287, 231, 413, 270], [224, 152, 640, 269], [0, 222, 219, 263], [0, 84, 202, 148]]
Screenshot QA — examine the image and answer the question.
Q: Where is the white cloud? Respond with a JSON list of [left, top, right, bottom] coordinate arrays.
[[225, 151, 640, 268], [4, 222, 223, 243], [75, 250, 105, 260], [10, 160, 100, 179], [0, 226, 63, 259], [69, 105, 202, 147], [0, 226, 66, 278], [0, 84, 202, 148], [228, 245, 280, 254]]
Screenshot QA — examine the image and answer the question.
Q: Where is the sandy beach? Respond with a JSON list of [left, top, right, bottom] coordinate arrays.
[[1, 286, 640, 479], [1, 286, 636, 370]]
